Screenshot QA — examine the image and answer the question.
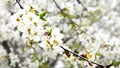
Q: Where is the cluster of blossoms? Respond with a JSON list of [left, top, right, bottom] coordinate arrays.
[[9, 4, 64, 48], [7, 4, 64, 67], [0, 0, 120, 68]]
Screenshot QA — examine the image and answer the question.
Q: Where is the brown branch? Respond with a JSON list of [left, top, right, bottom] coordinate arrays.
[[53, 1, 112, 67], [76, 0, 82, 4], [53, 0, 79, 26], [76, 0, 87, 11], [60, 46, 112, 67], [53, 0, 62, 10], [16, 0, 23, 9]]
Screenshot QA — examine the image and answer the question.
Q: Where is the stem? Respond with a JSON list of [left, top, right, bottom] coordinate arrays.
[[76, 0, 87, 10], [53, 0, 61, 10], [16, 0, 23, 9], [53, 0, 79, 26], [53, 0, 112, 67]]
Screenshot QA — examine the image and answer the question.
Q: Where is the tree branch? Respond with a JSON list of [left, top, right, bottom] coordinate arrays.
[[53, 1, 112, 67], [53, 0, 78, 26], [60, 46, 112, 67], [53, 0, 62, 10], [16, 0, 23, 9], [76, 0, 87, 11]]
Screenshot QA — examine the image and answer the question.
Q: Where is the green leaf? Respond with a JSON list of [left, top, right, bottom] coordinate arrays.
[[95, 52, 103, 56], [112, 60, 120, 66], [87, 9, 102, 22], [73, 42, 79, 50], [40, 17, 46, 21], [31, 53, 38, 61], [39, 11, 47, 21], [49, 28, 52, 35], [38, 57, 43, 63], [68, 14, 78, 18], [38, 62, 50, 68], [70, 23, 76, 30], [40, 11, 46, 18], [62, 7, 69, 13]]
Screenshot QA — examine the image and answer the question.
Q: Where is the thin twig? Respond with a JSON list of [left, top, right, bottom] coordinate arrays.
[[53, 0, 112, 67], [53, 0, 61, 10], [76, 0, 82, 4], [76, 0, 87, 10], [60, 45, 111, 67], [53, 0, 79, 26], [16, 0, 23, 9]]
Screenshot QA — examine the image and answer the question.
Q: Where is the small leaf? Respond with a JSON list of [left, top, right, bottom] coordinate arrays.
[[40, 11, 46, 18], [68, 14, 78, 18], [41, 17, 46, 21], [96, 52, 103, 56], [39, 11, 47, 21], [61, 7, 69, 14], [49, 28, 52, 35], [70, 23, 76, 30], [38, 57, 43, 63], [112, 60, 120, 66]]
